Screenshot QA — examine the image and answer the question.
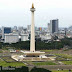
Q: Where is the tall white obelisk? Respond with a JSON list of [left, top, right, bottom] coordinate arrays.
[[30, 3, 35, 52]]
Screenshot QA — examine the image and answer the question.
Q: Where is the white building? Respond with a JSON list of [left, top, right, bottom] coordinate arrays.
[[21, 34, 29, 41], [66, 30, 72, 38], [4, 33, 19, 43], [40, 33, 52, 41], [58, 33, 65, 39]]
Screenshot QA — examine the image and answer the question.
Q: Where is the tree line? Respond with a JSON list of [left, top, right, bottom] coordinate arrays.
[[0, 38, 72, 50]]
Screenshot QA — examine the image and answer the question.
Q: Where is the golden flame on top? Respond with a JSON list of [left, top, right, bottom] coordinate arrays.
[[32, 3, 34, 8]]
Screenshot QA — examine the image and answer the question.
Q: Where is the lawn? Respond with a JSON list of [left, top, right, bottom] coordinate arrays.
[[0, 59, 25, 67], [62, 61, 72, 65], [55, 54, 72, 59], [40, 50, 53, 52], [52, 70, 72, 72], [1, 57, 15, 62], [33, 61, 57, 65], [0, 50, 3, 53]]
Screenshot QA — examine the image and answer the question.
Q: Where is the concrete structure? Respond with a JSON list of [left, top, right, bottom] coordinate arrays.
[[30, 3, 35, 52], [39, 27, 42, 31], [49, 19, 58, 34], [21, 3, 45, 57], [2, 27, 11, 39], [58, 33, 65, 39], [4, 33, 19, 43], [13, 26, 17, 31], [58, 28, 68, 39], [40, 33, 52, 41], [21, 34, 29, 41], [27, 25, 31, 32], [18, 26, 24, 34], [66, 30, 72, 38], [48, 23, 50, 32]]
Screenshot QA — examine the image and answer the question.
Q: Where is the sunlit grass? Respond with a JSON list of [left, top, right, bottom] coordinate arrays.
[[0, 59, 25, 67], [40, 50, 53, 52], [62, 61, 72, 65]]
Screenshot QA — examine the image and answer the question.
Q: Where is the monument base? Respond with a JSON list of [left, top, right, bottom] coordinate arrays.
[[11, 51, 56, 61], [21, 50, 45, 57], [11, 54, 56, 62]]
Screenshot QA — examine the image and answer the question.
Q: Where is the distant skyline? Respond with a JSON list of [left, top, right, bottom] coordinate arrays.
[[0, 0, 72, 28]]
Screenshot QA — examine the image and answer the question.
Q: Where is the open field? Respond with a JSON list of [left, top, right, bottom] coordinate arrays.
[[33, 61, 57, 65], [0, 59, 25, 67], [55, 54, 72, 59], [40, 50, 53, 52], [1, 49, 72, 67], [0, 56, 15, 62], [62, 61, 72, 65], [0, 50, 3, 53]]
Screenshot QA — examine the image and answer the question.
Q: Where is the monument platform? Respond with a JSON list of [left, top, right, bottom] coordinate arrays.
[[11, 54, 56, 61], [21, 50, 45, 57]]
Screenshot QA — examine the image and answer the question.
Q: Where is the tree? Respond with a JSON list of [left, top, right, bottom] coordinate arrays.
[[30, 67, 51, 72]]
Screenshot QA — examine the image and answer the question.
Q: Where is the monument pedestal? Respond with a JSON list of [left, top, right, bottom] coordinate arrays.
[[21, 51, 45, 57]]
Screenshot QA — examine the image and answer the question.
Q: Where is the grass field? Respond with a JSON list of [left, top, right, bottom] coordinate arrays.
[[52, 70, 72, 72], [0, 50, 3, 53], [0, 59, 25, 67], [1, 57, 15, 62], [40, 50, 53, 52], [62, 61, 72, 65], [33, 61, 57, 65], [55, 54, 72, 59]]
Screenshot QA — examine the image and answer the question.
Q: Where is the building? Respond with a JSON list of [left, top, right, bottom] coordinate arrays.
[[39, 27, 42, 31], [2, 27, 11, 39], [21, 34, 29, 41], [27, 25, 31, 31], [4, 33, 19, 43], [18, 26, 24, 34], [57, 28, 68, 39], [48, 23, 50, 32], [66, 30, 72, 38], [58, 33, 65, 39], [13, 26, 17, 31], [40, 33, 52, 41], [35, 27, 38, 31], [49, 19, 58, 34]]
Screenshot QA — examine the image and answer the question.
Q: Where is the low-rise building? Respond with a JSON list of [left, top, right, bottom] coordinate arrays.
[[21, 34, 29, 41], [4, 33, 19, 43], [40, 33, 52, 41]]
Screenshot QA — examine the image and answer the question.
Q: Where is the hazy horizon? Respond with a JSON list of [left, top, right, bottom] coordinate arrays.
[[0, 0, 72, 28]]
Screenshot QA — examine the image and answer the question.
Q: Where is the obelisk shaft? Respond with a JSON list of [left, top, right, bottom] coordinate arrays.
[[30, 4, 35, 52]]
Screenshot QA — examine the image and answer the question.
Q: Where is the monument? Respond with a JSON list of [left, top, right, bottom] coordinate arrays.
[[21, 3, 45, 57], [30, 3, 35, 52], [11, 4, 56, 61]]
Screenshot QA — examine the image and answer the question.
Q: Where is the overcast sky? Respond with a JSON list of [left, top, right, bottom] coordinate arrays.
[[0, 0, 72, 28]]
